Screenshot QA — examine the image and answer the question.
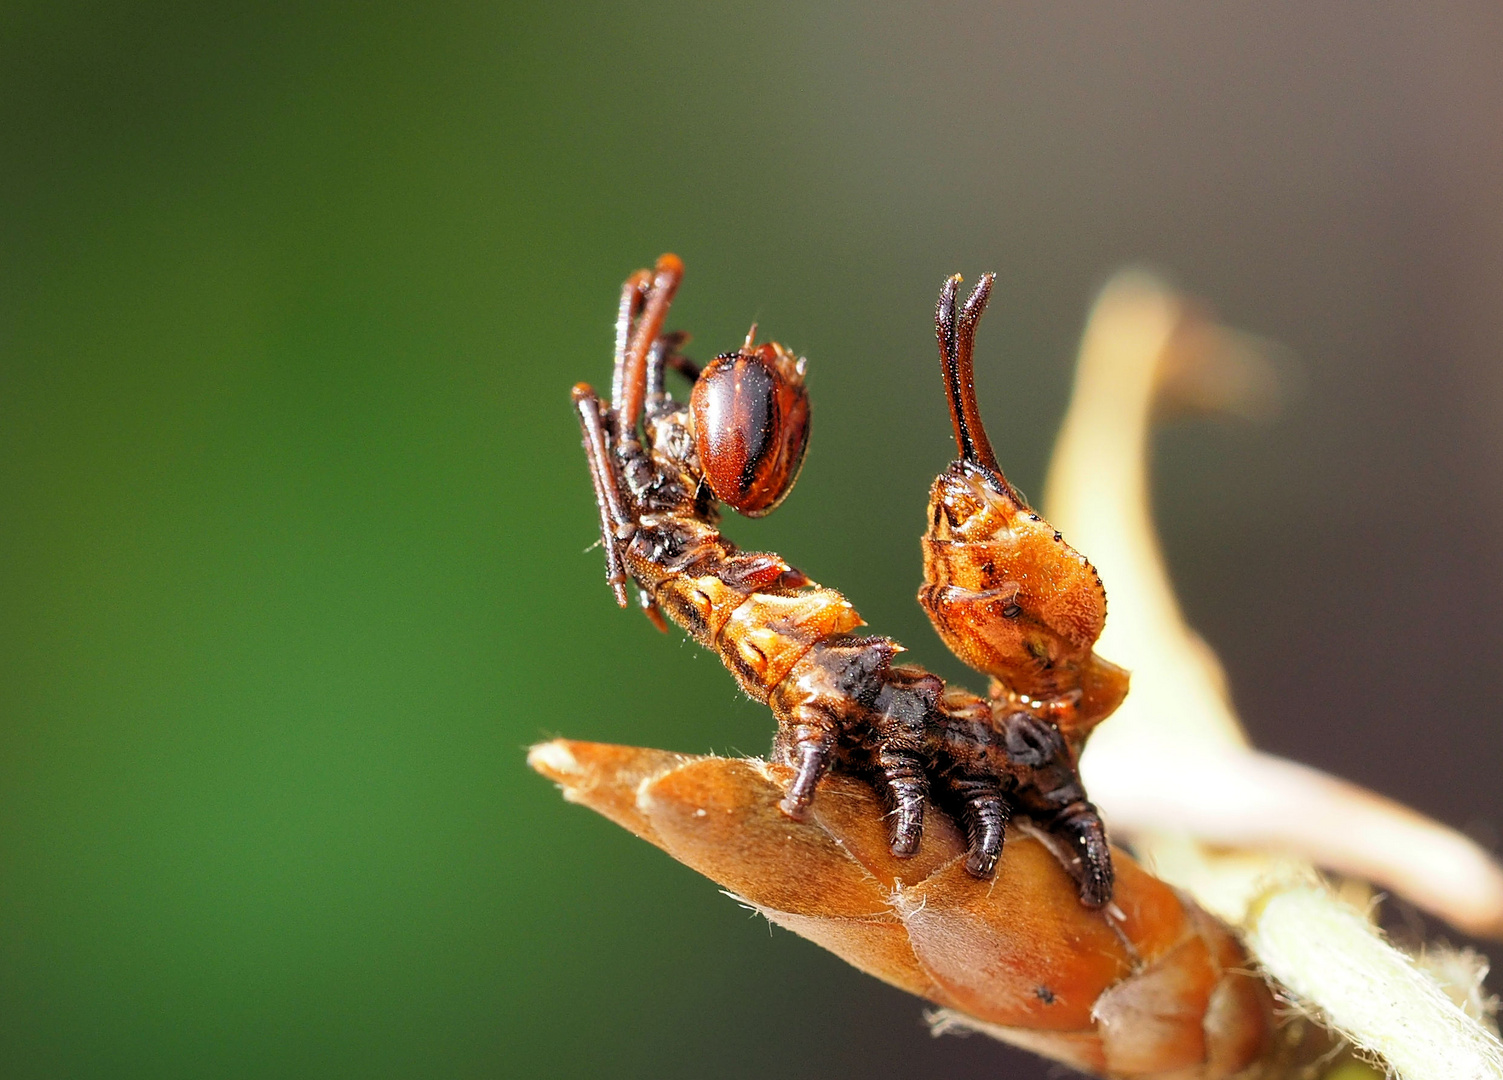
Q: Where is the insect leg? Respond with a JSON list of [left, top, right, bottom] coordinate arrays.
[[665, 350, 702, 384], [1046, 800, 1113, 909], [871, 667, 941, 856], [942, 774, 1012, 878], [616, 254, 683, 432], [770, 639, 895, 820], [571, 383, 633, 607], [637, 586, 669, 634], [876, 747, 928, 856], [779, 721, 837, 820], [871, 666, 937, 853], [644, 330, 692, 412], [610, 269, 651, 411], [996, 710, 1115, 906]]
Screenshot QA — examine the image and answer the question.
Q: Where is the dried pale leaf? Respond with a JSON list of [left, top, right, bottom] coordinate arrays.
[[1042, 268, 1503, 1079]]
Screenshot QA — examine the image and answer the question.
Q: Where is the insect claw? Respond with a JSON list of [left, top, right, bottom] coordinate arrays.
[[780, 735, 834, 819], [945, 774, 1011, 879], [1052, 801, 1114, 908], [964, 849, 997, 878], [778, 793, 811, 820]]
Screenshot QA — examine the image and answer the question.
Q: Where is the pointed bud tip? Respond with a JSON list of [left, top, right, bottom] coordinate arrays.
[[526, 739, 582, 784]]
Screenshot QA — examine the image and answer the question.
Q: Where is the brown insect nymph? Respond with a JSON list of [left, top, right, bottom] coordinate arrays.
[[572, 255, 1122, 905]]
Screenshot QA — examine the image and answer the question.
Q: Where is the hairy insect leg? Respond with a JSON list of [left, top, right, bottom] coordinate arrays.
[[571, 383, 633, 607], [942, 774, 1012, 878], [779, 721, 837, 820], [876, 749, 928, 856], [610, 269, 651, 411], [1047, 801, 1113, 909], [871, 667, 942, 856], [616, 254, 684, 432]]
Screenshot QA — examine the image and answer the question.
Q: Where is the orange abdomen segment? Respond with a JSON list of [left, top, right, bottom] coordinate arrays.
[[716, 588, 864, 699]]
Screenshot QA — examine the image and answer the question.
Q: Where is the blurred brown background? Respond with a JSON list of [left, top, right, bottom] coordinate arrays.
[[2, 2, 1501, 1077]]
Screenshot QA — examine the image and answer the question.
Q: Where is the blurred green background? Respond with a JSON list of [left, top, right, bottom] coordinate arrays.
[[3, 3, 1501, 1078]]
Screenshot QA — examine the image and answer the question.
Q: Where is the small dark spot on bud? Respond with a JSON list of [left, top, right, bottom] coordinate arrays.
[[1053, 531, 1062, 542], [1002, 603, 1021, 618], [1035, 986, 1056, 1004]]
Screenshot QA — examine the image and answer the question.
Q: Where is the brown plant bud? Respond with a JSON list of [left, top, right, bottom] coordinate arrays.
[[528, 738, 1280, 1079]]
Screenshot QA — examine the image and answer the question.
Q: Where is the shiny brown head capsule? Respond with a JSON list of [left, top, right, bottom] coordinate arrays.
[[690, 340, 811, 517]]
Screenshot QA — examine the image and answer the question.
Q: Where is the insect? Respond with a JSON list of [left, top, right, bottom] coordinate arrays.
[[571, 255, 1128, 905]]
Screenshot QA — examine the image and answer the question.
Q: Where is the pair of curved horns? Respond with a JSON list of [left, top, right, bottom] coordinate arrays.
[[935, 273, 1023, 504]]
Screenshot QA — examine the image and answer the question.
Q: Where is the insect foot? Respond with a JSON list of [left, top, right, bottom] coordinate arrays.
[[570, 256, 1119, 900]]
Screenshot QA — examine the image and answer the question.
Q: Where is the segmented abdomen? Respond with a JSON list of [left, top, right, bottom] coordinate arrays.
[[641, 521, 867, 704]]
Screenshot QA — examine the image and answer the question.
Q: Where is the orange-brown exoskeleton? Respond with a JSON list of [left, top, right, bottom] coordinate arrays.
[[571, 256, 1115, 904], [921, 274, 1130, 747]]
